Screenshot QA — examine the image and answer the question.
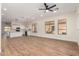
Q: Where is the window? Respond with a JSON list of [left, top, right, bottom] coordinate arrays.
[[58, 19, 67, 35], [45, 21, 55, 34], [16, 27, 20, 32], [32, 23, 37, 33], [4, 26, 11, 32]]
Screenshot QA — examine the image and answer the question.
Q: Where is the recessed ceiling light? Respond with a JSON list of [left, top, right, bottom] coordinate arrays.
[[3, 8, 7, 11], [46, 10, 49, 12], [40, 14, 43, 17], [53, 10, 57, 13]]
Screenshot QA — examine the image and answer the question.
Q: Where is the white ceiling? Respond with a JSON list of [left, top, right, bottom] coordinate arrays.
[[1, 3, 79, 23]]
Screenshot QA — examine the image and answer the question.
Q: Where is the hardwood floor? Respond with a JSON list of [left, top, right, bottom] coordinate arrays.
[[1, 36, 79, 56]]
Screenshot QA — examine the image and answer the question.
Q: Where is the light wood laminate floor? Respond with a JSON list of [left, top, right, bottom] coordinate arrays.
[[2, 36, 79, 56]]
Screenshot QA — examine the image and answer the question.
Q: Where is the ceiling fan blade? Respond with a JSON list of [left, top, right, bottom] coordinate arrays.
[[39, 8, 46, 10], [44, 3, 48, 9], [48, 4, 56, 9], [49, 10, 53, 11]]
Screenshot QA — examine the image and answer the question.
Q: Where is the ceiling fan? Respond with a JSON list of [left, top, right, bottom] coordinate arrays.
[[39, 3, 59, 13]]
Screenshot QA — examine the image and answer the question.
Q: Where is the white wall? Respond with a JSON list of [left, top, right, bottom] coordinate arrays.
[[0, 3, 1, 53], [77, 8, 79, 45], [77, 8, 79, 29], [29, 12, 79, 43]]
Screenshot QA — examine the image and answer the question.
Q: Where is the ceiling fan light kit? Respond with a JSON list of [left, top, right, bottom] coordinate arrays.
[[46, 10, 49, 12], [3, 8, 7, 11], [39, 3, 59, 13]]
